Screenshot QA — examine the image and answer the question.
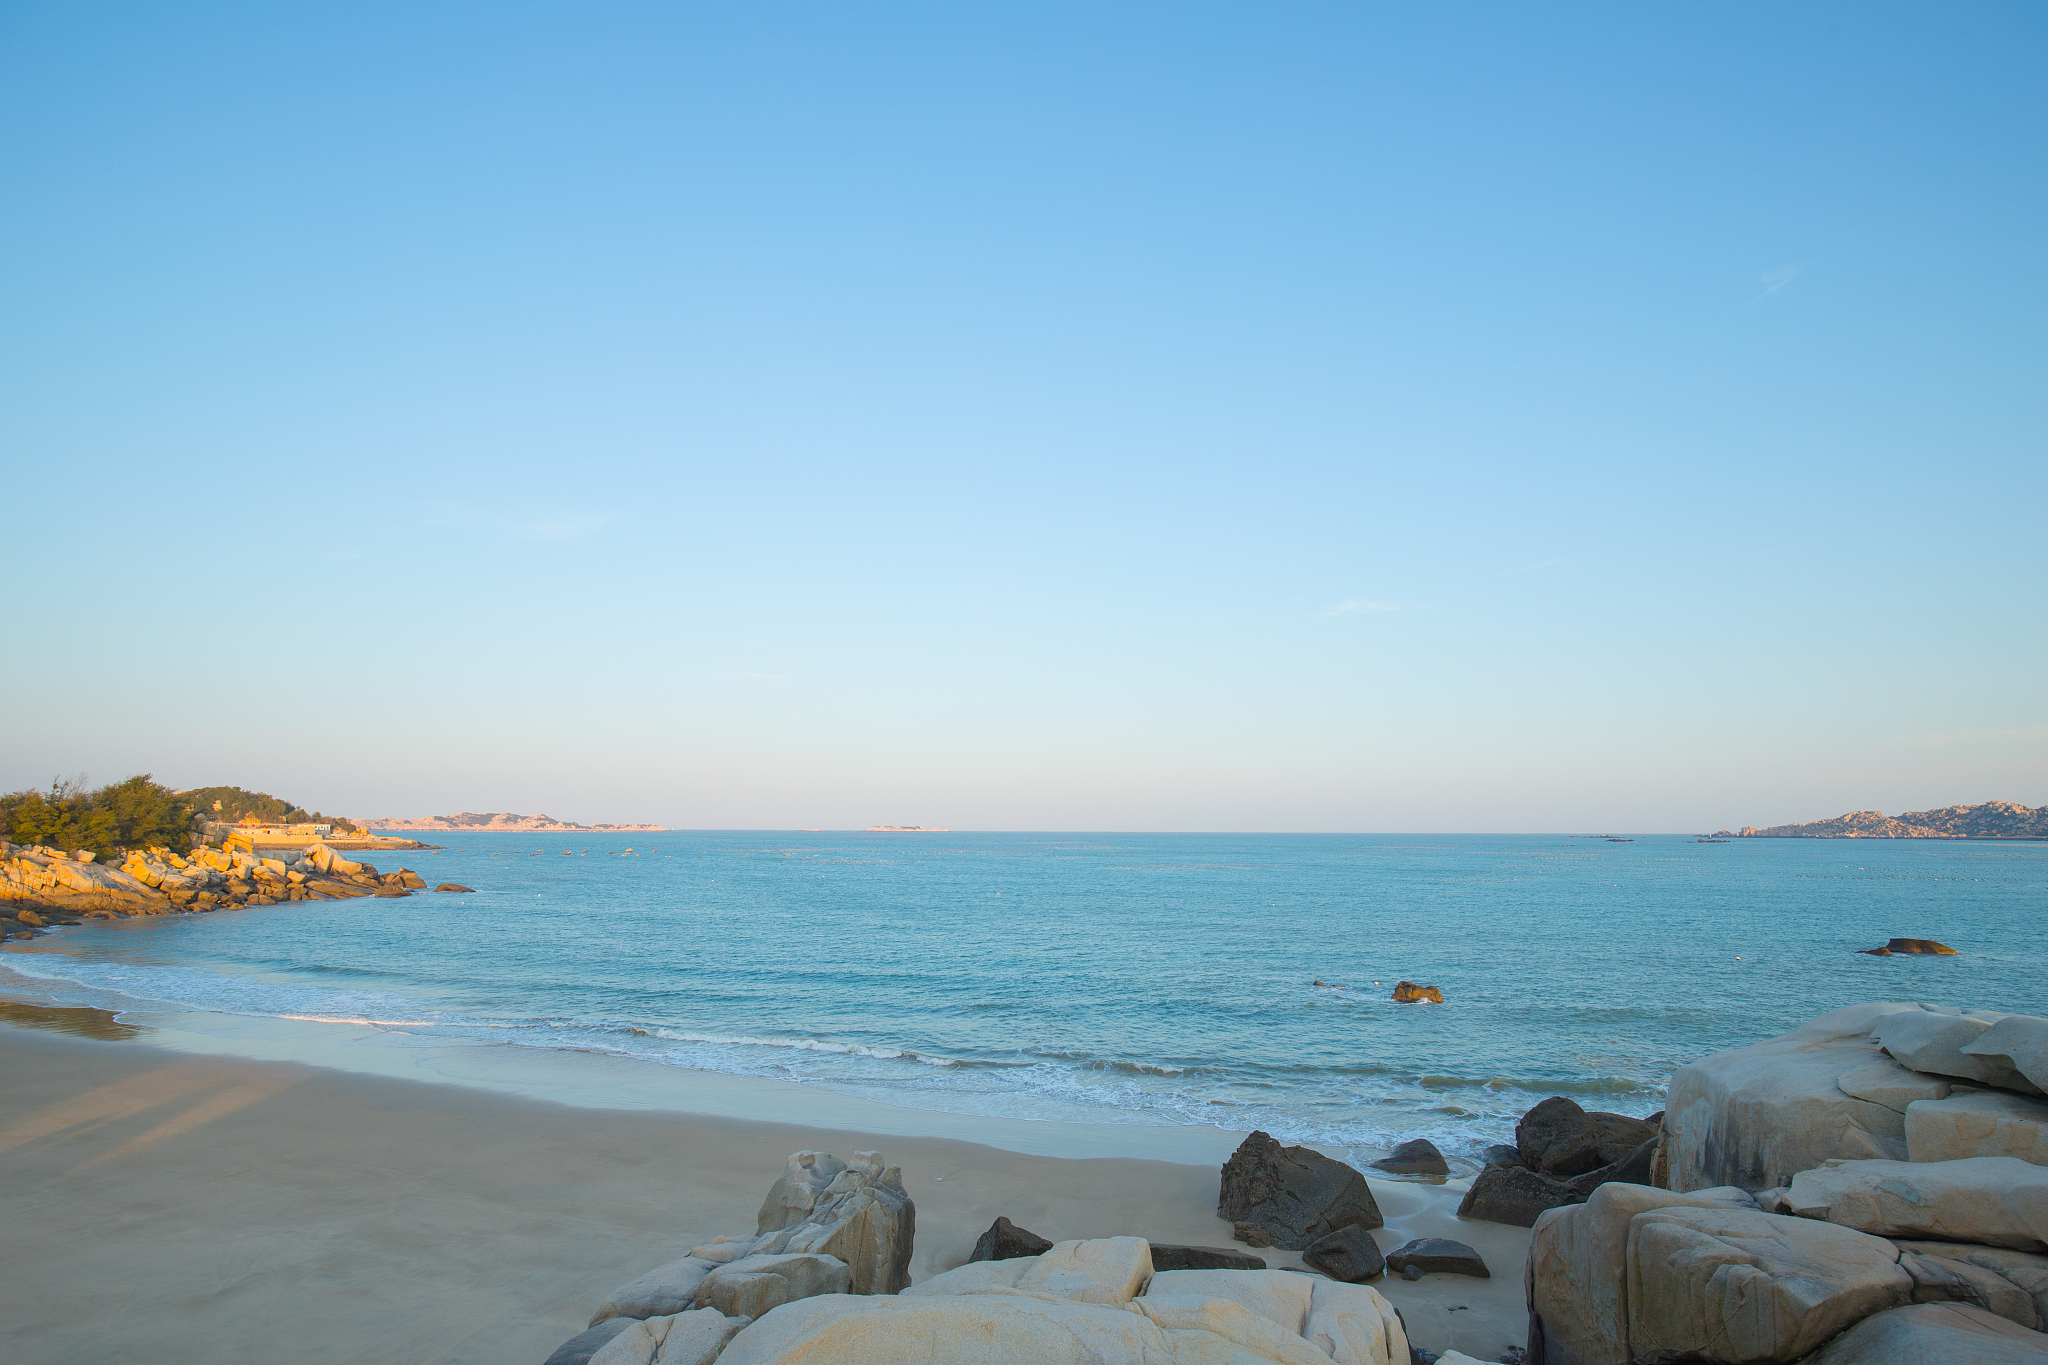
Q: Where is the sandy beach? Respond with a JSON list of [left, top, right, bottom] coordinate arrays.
[[0, 1005, 1530, 1365]]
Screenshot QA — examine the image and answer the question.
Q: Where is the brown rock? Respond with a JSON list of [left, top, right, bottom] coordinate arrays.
[[434, 883, 475, 893], [1217, 1130, 1382, 1250], [1149, 1244, 1266, 1272], [1390, 981, 1443, 1004], [968, 1217, 1053, 1263]]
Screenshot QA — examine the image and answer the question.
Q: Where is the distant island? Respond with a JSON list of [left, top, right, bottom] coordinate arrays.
[[1716, 799, 2048, 840], [864, 825, 950, 833], [364, 812, 666, 833]]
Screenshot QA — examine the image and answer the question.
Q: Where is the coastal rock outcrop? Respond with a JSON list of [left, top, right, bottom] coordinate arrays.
[[1907, 1091, 2048, 1165], [1390, 981, 1443, 1004], [1802, 1301, 2048, 1364], [588, 1308, 748, 1365], [1218, 1131, 1382, 1250], [694, 1253, 850, 1319], [1720, 801, 2048, 840], [591, 1257, 722, 1326], [1784, 1156, 2048, 1250]]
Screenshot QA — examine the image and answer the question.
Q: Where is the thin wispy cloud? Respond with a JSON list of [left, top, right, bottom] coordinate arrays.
[[1758, 265, 1801, 297], [1327, 600, 1406, 616], [511, 512, 612, 542]]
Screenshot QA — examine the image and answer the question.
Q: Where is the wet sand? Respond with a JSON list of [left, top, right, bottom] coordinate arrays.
[[0, 1009, 1528, 1364]]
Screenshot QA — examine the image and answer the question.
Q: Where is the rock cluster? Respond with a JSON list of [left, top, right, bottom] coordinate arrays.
[[1453, 1097, 1661, 1228], [1522, 1002, 2048, 1364], [547, 1151, 1416, 1365], [0, 838, 427, 935]]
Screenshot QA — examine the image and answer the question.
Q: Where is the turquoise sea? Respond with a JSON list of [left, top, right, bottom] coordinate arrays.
[[3, 831, 2041, 1166]]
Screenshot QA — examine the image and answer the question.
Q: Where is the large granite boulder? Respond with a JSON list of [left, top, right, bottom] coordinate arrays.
[[1457, 1162, 1584, 1227], [1802, 1301, 2048, 1365], [1874, 1009, 2028, 1088], [715, 1292, 1174, 1365], [1665, 1001, 1929, 1191], [1218, 1131, 1382, 1249], [1301, 1277, 1410, 1365], [770, 1152, 915, 1294], [1908, 1091, 2048, 1166], [1968, 1018, 2048, 1097], [757, 1152, 846, 1233], [1785, 1156, 2048, 1250], [1898, 1247, 2044, 1330], [588, 1308, 748, 1365], [1625, 1205, 1912, 1362], [589, 1256, 721, 1325], [1524, 1181, 1760, 1365], [693, 1252, 850, 1319], [542, 1317, 635, 1365], [907, 1237, 1154, 1306], [1129, 1294, 1333, 1365], [1147, 1268, 1313, 1333], [1836, 1055, 1956, 1113], [1894, 1240, 2048, 1328]]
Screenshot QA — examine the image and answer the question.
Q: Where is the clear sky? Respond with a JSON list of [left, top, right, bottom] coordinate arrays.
[[3, 3, 2042, 831]]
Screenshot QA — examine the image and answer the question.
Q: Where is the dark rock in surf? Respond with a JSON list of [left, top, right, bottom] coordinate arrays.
[[434, 883, 475, 892], [1371, 1138, 1450, 1176], [1390, 981, 1444, 1004], [1218, 1130, 1383, 1250], [969, 1216, 1054, 1263], [1457, 1163, 1585, 1227], [1302, 1224, 1385, 1282]]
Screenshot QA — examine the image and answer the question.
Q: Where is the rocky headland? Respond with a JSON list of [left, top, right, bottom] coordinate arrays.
[[1717, 799, 2048, 839], [365, 812, 666, 833], [0, 837, 439, 940]]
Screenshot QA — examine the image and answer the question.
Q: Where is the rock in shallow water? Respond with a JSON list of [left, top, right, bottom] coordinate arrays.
[[1370, 1138, 1449, 1176], [1218, 1130, 1382, 1250], [1389, 981, 1443, 1004]]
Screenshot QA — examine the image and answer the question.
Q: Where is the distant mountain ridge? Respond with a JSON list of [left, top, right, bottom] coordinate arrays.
[[1718, 800, 2048, 840], [363, 812, 665, 832]]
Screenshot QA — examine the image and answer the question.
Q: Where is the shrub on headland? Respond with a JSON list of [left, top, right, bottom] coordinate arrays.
[[0, 775, 197, 854], [179, 785, 359, 833]]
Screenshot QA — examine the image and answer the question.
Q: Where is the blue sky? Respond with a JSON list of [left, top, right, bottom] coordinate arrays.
[[3, 3, 2042, 830]]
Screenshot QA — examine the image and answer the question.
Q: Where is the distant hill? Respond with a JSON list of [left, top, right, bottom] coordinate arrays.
[[362, 812, 665, 833], [179, 786, 360, 833], [1718, 800, 2048, 840]]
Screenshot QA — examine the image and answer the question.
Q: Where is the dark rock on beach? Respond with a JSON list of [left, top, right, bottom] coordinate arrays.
[[1565, 1134, 1663, 1197], [1219, 1130, 1382, 1250], [1386, 1237, 1490, 1279], [1301, 1224, 1385, 1282], [1480, 1144, 1524, 1169], [1151, 1244, 1266, 1271], [1371, 1138, 1450, 1176], [1457, 1162, 1585, 1227], [1390, 981, 1444, 1004], [541, 1316, 634, 1365], [969, 1216, 1054, 1263]]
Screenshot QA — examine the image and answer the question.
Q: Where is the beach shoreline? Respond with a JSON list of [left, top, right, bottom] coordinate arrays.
[[0, 1004, 1531, 1364]]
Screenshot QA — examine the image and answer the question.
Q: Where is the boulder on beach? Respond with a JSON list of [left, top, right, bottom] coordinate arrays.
[[971, 1216, 1054, 1263], [1515, 1096, 1658, 1179], [1389, 981, 1443, 1004], [1369, 1138, 1449, 1176], [1385, 1237, 1487, 1279], [1149, 1244, 1265, 1271], [1218, 1130, 1382, 1250], [1456, 1162, 1583, 1227], [1300, 1225, 1384, 1282], [1478, 1143, 1522, 1169], [694, 1252, 849, 1320]]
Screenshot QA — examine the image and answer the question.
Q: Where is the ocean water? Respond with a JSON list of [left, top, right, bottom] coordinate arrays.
[[4, 831, 2042, 1167]]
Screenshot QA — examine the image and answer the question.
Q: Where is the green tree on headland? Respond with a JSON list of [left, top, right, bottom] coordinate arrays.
[[180, 785, 359, 832], [0, 775, 197, 853]]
